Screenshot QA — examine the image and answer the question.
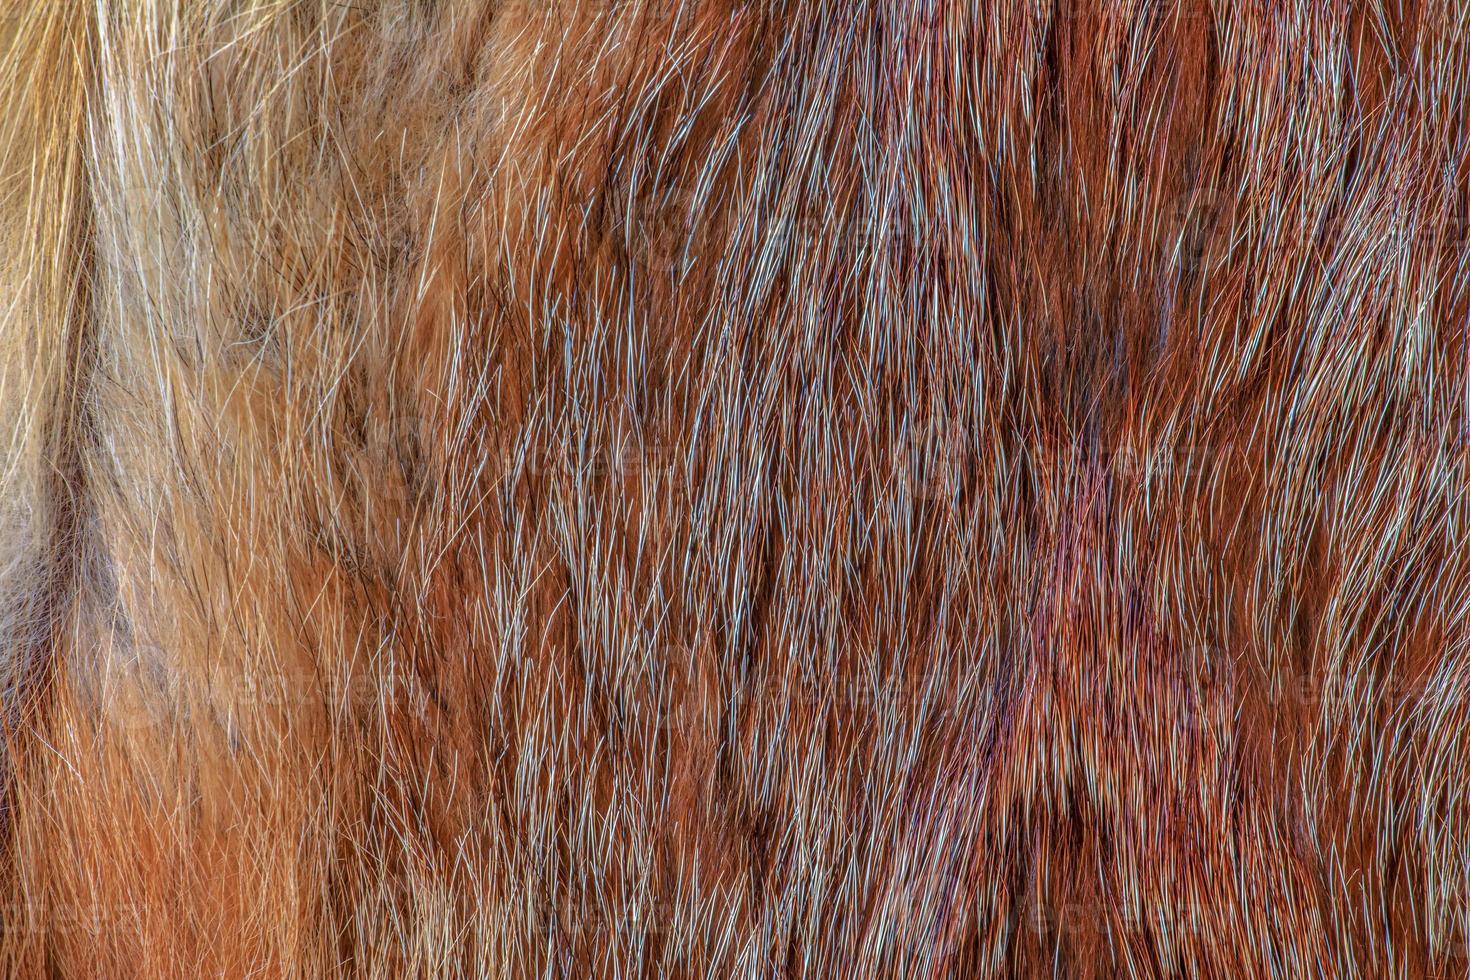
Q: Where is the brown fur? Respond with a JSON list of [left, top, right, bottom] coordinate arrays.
[[3, 1, 1470, 975]]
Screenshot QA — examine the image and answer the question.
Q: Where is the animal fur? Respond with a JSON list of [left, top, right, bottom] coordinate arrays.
[[2, 0, 1469, 975]]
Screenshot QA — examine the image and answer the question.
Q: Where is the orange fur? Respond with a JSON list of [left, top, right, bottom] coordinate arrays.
[[2, 1, 1469, 975]]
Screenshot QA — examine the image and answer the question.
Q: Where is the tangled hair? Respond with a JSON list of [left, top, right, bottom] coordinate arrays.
[[2, 1, 1469, 975]]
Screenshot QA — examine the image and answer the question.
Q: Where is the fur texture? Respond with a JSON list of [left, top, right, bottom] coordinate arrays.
[[3, 0, 1470, 975]]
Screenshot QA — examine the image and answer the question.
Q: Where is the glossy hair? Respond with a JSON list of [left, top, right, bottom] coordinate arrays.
[[2, 1, 1469, 975]]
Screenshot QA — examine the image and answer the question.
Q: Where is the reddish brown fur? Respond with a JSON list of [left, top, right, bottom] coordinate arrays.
[[2, 1, 1469, 976]]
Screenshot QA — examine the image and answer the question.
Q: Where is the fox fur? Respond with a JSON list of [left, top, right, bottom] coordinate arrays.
[[2, 0, 1470, 976]]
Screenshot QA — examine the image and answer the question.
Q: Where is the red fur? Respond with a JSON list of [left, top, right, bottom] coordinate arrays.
[[2, 1, 1469, 975]]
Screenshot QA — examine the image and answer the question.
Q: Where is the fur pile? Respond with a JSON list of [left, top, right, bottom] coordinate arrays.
[[2, 0, 1469, 975]]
